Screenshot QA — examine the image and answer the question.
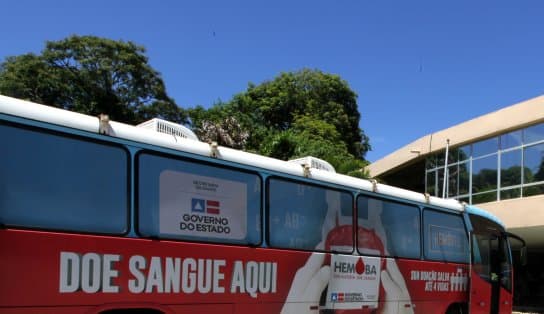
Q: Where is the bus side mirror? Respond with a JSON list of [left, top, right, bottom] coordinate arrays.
[[505, 232, 527, 266]]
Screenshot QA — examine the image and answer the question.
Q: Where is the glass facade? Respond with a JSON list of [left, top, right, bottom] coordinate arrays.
[[425, 122, 544, 204]]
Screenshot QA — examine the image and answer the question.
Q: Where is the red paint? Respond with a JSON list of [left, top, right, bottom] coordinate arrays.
[[0, 229, 513, 313]]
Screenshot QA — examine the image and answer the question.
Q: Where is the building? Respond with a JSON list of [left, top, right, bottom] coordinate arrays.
[[367, 95, 544, 309]]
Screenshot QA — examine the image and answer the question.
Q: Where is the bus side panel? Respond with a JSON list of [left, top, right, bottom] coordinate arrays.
[[0, 307, 94, 314], [168, 304, 234, 314], [469, 269, 492, 314], [2, 229, 474, 314], [0, 304, 232, 314], [396, 258, 469, 313], [0, 229, 301, 311], [499, 287, 513, 314]]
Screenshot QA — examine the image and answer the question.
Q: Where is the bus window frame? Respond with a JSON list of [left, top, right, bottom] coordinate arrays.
[[135, 149, 264, 247], [266, 175, 354, 254], [0, 119, 131, 236], [468, 214, 513, 292], [422, 208, 470, 264], [356, 193, 422, 260]]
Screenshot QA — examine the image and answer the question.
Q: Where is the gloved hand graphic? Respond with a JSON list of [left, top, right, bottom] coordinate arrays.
[[281, 246, 330, 314]]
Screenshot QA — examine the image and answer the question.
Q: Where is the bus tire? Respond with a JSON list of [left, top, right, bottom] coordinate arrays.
[[445, 303, 467, 314], [99, 309, 164, 314]]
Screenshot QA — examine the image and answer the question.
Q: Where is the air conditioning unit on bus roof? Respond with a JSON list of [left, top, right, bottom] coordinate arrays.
[[137, 118, 199, 141], [288, 156, 336, 173]]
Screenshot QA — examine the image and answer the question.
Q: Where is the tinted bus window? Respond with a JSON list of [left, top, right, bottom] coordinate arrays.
[[0, 123, 128, 234], [138, 152, 261, 245], [268, 178, 353, 252], [357, 196, 420, 258], [470, 214, 512, 291], [423, 210, 469, 263]]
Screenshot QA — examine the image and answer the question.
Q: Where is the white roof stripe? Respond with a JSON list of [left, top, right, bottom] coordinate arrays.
[[0, 94, 466, 212]]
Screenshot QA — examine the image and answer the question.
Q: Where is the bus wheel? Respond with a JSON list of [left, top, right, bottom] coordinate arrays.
[[100, 309, 164, 314], [445, 303, 467, 314]]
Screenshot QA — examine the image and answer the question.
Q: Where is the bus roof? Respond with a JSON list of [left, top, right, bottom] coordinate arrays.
[[0, 94, 502, 226], [465, 205, 505, 228]]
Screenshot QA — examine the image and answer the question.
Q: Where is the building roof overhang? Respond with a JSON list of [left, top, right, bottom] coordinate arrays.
[[367, 95, 544, 178]]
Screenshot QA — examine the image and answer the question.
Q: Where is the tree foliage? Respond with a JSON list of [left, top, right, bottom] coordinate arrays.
[[189, 69, 371, 177], [228, 69, 370, 158], [0, 35, 186, 125], [1, 37, 371, 178]]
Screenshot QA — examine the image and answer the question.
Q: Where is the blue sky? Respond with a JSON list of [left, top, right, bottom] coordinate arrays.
[[2, 0, 543, 161]]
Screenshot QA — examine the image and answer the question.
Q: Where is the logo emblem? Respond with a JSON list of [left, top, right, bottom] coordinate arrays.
[[192, 198, 220, 215]]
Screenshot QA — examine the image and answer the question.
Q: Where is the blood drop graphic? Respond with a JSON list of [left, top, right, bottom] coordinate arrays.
[[355, 257, 365, 275]]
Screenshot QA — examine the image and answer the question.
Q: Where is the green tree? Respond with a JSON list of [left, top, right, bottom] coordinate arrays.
[[0, 35, 186, 125], [535, 157, 544, 182], [472, 168, 498, 193], [188, 69, 371, 177], [187, 102, 255, 149], [229, 69, 370, 158], [259, 115, 369, 176]]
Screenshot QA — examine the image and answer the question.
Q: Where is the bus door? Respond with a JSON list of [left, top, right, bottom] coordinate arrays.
[[469, 215, 513, 314]]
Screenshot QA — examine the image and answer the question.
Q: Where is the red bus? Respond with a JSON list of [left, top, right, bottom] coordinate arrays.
[[0, 95, 525, 314]]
